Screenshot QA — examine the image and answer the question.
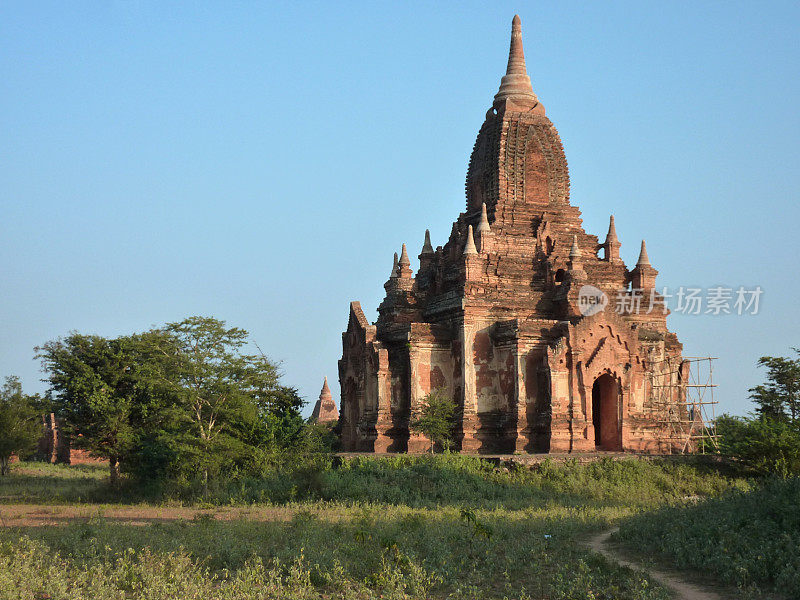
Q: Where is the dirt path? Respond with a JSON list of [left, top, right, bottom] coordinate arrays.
[[586, 528, 726, 600], [0, 504, 302, 527]]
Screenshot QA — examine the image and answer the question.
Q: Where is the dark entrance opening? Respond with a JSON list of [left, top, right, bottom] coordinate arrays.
[[591, 374, 621, 450]]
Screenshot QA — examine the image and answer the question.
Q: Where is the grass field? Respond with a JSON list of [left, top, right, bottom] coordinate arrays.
[[0, 456, 776, 600], [0, 462, 109, 504]]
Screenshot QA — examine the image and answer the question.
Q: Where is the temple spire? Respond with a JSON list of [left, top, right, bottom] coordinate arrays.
[[421, 229, 434, 254], [636, 240, 651, 266], [463, 225, 478, 255], [569, 234, 581, 260], [398, 243, 412, 278], [390, 252, 399, 278], [632, 240, 657, 290], [477, 203, 491, 234], [399, 243, 410, 267], [568, 234, 585, 277], [494, 15, 539, 106], [606, 216, 619, 244], [604, 215, 621, 263], [506, 15, 526, 75]]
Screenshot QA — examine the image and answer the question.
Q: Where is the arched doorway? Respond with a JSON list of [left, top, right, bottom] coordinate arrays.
[[592, 373, 621, 450]]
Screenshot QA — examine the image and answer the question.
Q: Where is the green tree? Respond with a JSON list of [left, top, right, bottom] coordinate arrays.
[[256, 386, 307, 449], [264, 385, 304, 418], [410, 388, 457, 453], [749, 351, 800, 423], [716, 350, 800, 477], [37, 318, 299, 487], [116, 329, 188, 482], [153, 316, 281, 489], [716, 414, 800, 477], [37, 334, 141, 483], [0, 377, 42, 476]]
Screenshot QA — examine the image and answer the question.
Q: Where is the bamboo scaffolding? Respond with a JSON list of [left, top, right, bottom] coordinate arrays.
[[646, 356, 718, 454]]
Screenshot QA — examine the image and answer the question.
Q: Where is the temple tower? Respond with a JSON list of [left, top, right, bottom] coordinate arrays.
[[338, 16, 685, 454]]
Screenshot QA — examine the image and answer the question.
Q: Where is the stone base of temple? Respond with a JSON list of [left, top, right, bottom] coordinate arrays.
[[373, 434, 394, 453], [570, 436, 598, 452], [460, 435, 482, 453], [407, 434, 431, 453], [514, 433, 534, 453], [345, 414, 687, 455]]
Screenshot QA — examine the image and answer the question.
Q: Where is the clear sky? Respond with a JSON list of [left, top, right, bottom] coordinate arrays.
[[2, 1, 798, 417]]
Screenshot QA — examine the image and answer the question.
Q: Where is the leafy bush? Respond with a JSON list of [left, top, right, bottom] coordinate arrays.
[[410, 388, 456, 452], [716, 414, 800, 477], [0, 376, 42, 476], [615, 477, 800, 597]]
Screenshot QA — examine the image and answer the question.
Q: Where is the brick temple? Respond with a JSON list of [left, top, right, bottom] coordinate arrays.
[[338, 16, 685, 454]]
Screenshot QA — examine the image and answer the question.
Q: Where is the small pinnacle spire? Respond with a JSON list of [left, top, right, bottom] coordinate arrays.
[[477, 203, 491, 234], [399, 243, 411, 267], [321, 376, 330, 395], [421, 229, 434, 254], [391, 252, 399, 278], [569, 234, 581, 259], [463, 225, 478, 255], [637, 240, 651, 266], [632, 240, 657, 289], [397, 243, 413, 278], [494, 15, 538, 105], [605, 215, 619, 244], [603, 215, 621, 263]]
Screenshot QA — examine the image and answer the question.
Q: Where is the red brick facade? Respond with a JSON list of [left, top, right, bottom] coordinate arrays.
[[338, 16, 686, 454]]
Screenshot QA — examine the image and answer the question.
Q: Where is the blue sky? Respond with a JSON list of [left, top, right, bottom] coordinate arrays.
[[2, 1, 798, 417]]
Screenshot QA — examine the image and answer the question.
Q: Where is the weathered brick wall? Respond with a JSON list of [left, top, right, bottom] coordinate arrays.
[[33, 414, 104, 465]]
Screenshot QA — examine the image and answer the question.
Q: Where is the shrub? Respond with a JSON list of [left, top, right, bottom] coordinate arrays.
[[716, 414, 800, 477], [615, 477, 800, 597], [409, 388, 456, 453]]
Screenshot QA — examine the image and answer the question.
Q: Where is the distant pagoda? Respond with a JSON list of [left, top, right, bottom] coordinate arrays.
[[311, 377, 339, 424]]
